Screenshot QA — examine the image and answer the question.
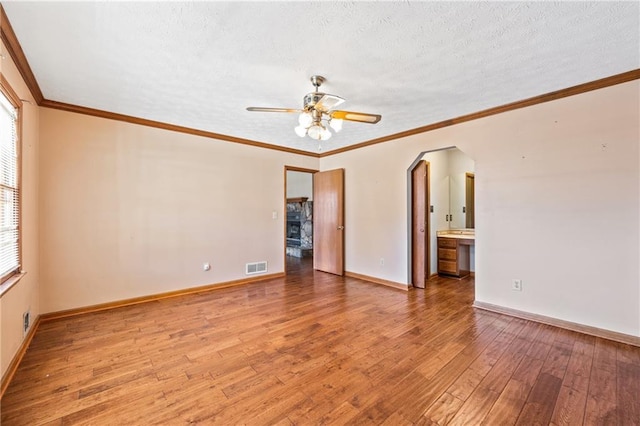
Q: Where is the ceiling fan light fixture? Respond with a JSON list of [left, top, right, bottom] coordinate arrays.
[[246, 75, 381, 144], [298, 112, 313, 127], [329, 118, 343, 132], [307, 124, 323, 140], [320, 126, 332, 140]]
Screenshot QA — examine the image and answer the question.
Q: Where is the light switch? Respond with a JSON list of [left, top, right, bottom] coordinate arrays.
[[272, 211, 278, 219]]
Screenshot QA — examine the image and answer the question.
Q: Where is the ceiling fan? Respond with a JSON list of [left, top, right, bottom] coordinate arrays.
[[246, 75, 381, 141]]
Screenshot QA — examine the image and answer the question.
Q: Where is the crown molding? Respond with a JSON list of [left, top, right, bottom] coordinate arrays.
[[39, 99, 320, 157], [320, 68, 640, 157], [2, 5, 638, 158], [0, 4, 44, 104]]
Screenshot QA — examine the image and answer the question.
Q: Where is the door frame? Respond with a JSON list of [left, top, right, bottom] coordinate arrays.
[[284, 166, 318, 274]]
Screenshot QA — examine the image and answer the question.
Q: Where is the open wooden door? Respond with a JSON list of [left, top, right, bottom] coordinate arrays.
[[313, 169, 344, 275], [465, 173, 475, 229], [412, 160, 430, 288]]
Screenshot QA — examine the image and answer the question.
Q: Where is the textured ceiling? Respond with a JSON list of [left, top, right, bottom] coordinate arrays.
[[3, 1, 639, 153]]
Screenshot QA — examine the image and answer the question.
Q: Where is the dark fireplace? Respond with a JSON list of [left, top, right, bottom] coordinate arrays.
[[287, 212, 302, 246]]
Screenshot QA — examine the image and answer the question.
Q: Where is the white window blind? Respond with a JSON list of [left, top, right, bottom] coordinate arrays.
[[0, 90, 19, 281]]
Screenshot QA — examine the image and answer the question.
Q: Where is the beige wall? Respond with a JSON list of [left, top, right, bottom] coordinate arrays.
[[39, 109, 318, 313], [0, 40, 41, 378], [321, 80, 640, 337]]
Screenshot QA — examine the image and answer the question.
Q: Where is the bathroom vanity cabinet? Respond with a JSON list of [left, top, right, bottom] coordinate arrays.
[[437, 235, 474, 278]]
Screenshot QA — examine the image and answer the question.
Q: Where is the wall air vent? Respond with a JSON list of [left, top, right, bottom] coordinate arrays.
[[245, 261, 267, 275]]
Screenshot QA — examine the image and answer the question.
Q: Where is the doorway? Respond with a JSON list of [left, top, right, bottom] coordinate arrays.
[[408, 147, 476, 286], [284, 167, 316, 274]]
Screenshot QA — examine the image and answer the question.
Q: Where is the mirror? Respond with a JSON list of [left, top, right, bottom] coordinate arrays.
[[447, 148, 475, 229]]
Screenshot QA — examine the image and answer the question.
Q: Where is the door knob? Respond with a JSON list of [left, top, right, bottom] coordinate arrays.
[[337, 225, 344, 230], [420, 228, 424, 232]]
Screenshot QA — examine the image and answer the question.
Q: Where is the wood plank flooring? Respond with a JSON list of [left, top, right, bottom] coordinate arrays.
[[2, 258, 639, 425]]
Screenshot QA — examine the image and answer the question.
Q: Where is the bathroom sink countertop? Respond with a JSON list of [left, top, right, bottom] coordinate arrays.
[[437, 230, 475, 240]]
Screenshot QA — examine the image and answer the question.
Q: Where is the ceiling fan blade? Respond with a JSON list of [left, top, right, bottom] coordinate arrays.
[[246, 107, 303, 113], [313, 94, 345, 112], [330, 110, 381, 124]]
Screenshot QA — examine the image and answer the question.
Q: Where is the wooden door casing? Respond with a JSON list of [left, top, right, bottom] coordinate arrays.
[[313, 168, 345, 275]]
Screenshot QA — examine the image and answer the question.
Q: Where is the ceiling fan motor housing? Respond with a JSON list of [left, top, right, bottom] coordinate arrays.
[[303, 92, 325, 109]]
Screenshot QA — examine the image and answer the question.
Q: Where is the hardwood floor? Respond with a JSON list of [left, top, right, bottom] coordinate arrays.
[[2, 258, 639, 425]]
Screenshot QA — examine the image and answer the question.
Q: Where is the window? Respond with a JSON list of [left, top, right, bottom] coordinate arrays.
[[0, 82, 21, 284]]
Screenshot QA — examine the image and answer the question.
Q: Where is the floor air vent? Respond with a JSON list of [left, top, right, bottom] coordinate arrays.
[[246, 261, 267, 275]]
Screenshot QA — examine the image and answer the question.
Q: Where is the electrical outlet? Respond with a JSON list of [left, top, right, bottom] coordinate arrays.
[[380, 258, 384, 267], [512, 279, 523, 291], [203, 262, 211, 271], [23, 310, 30, 336]]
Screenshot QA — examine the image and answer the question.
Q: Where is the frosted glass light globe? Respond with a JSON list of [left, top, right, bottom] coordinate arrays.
[[320, 127, 332, 140], [307, 125, 322, 140], [298, 112, 313, 127], [294, 126, 307, 137]]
